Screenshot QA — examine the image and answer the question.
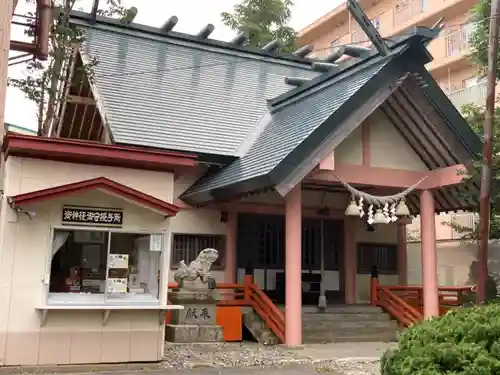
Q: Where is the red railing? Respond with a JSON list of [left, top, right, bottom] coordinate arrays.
[[375, 285, 423, 326], [370, 277, 473, 325], [167, 275, 285, 343]]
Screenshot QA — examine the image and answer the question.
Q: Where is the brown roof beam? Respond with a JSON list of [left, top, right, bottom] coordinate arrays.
[[67, 95, 96, 106], [9, 40, 38, 54], [35, 0, 51, 60]]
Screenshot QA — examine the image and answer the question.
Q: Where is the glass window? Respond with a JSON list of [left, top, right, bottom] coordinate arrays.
[[48, 229, 163, 305], [171, 234, 225, 268], [357, 243, 397, 274]]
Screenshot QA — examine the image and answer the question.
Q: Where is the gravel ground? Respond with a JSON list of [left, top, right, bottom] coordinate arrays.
[[162, 343, 382, 374], [159, 362, 379, 375]]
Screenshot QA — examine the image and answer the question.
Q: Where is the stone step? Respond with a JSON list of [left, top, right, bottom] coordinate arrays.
[[278, 305, 383, 314], [242, 312, 279, 345], [324, 305, 384, 314], [302, 312, 391, 321], [303, 331, 398, 343], [303, 319, 398, 330], [303, 325, 400, 335]]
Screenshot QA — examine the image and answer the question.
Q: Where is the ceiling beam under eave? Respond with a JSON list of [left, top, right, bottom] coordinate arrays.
[[310, 163, 467, 190], [67, 95, 96, 106]]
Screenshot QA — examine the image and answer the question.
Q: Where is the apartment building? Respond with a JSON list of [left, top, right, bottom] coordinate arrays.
[[298, 0, 483, 112], [298, 0, 481, 287]]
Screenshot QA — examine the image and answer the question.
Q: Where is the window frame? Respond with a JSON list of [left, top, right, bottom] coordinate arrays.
[[170, 233, 226, 270], [45, 226, 167, 306], [356, 242, 398, 275]]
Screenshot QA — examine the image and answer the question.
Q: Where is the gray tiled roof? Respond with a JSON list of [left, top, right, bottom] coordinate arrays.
[[182, 56, 393, 200], [77, 23, 319, 156]]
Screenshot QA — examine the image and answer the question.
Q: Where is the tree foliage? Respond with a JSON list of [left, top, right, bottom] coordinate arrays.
[[469, 0, 500, 80], [448, 0, 500, 242], [8, 0, 137, 135], [381, 304, 500, 374], [221, 0, 298, 53], [453, 104, 500, 240]]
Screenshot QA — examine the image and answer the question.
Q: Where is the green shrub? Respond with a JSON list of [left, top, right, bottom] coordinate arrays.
[[381, 303, 500, 375]]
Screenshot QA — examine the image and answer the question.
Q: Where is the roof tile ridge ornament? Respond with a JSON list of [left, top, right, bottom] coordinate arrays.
[[346, 0, 390, 56], [275, 54, 397, 109], [72, 11, 315, 66]]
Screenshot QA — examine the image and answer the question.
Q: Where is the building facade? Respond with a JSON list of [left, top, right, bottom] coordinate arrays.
[[298, 0, 484, 112], [298, 0, 482, 280], [0, 3, 482, 365]]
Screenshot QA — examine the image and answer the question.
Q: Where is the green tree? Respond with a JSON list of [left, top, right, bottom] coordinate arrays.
[[469, 0, 500, 80], [221, 0, 298, 53], [452, 104, 500, 241], [449, 0, 500, 241], [381, 304, 500, 374], [8, 0, 137, 135]]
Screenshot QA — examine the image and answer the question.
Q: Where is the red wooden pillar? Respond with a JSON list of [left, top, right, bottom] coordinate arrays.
[[419, 190, 439, 319], [285, 184, 302, 346], [397, 221, 408, 285]]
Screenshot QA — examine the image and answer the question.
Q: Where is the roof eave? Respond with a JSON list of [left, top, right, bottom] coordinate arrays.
[[181, 175, 272, 205], [3, 133, 198, 172], [416, 67, 482, 158], [8, 176, 181, 216]]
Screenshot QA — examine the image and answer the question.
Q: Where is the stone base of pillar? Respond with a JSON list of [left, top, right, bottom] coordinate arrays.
[[317, 295, 328, 311]]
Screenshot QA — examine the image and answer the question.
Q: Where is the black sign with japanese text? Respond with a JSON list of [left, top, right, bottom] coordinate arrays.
[[62, 207, 123, 227]]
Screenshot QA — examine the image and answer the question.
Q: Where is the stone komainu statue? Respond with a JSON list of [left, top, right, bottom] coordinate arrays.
[[173, 248, 219, 289]]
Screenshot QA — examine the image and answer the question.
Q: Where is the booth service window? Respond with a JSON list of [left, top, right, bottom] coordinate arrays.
[[49, 229, 163, 304]]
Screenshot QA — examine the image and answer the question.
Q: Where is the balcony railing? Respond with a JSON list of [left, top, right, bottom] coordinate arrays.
[[448, 82, 487, 110], [393, 0, 427, 28], [351, 28, 368, 43], [445, 24, 474, 57], [351, 17, 380, 44]]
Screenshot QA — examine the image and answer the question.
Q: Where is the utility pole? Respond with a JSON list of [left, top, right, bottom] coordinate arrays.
[[477, 0, 500, 303]]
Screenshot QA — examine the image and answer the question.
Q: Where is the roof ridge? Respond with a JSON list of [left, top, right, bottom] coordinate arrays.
[[269, 31, 434, 108], [70, 11, 315, 68], [270, 47, 403, 112]]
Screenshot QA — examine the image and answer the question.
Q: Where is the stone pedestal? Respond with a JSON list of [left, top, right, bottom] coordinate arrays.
[[165, 288, 223, 343]]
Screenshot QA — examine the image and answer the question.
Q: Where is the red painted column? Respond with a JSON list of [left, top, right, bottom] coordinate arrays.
[[285, 184, 302, 346], [225, 211, 238, 284], [343, 217, 357, 304], [397, 222, 408, 285], [419, 190, 439, 318]]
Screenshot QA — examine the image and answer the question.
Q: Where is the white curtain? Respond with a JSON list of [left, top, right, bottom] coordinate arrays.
[[52, 231, 70, 257], [136, 236, 160, 298]]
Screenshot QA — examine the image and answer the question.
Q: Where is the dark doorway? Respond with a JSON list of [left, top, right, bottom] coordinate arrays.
[[237, 213, 344, 305]]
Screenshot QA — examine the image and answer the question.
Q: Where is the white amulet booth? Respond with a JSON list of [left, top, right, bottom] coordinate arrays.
[[0, 134, 196, 366]]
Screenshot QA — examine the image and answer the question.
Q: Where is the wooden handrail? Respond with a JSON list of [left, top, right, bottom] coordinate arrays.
[[371, 278, 473, 326], [166, 278, 285, 343], [378, 286, 423, 324], [381, 285, 473, 292], [377, 290, 414, 327]]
